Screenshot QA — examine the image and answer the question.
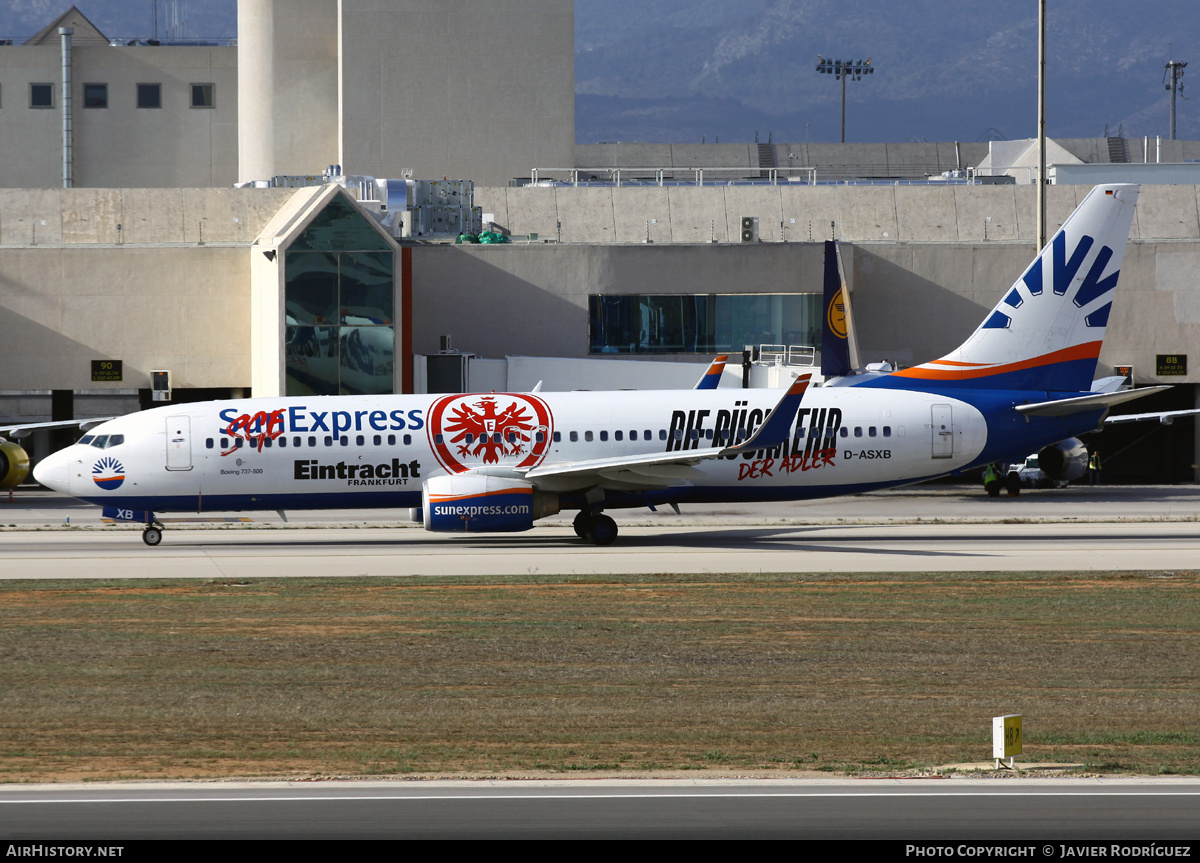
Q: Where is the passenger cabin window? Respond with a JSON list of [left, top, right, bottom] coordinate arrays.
[[570, 431, 578, 442], [584, 431, 594, 442], [599, 431, 608, 442]]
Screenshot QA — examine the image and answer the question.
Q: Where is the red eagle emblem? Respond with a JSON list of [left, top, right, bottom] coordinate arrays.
[[428, 393, 554, 474]]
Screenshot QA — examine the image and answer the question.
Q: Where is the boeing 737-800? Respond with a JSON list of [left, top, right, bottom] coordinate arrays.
[[35, 184, 1157, 545]]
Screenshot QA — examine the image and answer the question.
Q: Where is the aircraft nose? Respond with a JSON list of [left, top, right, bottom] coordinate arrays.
[[32, 449, 71, 493]]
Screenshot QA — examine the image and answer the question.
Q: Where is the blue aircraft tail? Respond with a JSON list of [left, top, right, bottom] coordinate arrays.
[[819, 240, 853, 379]]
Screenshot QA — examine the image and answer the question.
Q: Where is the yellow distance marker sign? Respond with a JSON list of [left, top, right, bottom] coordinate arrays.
[[993, 714, 1023, 767]]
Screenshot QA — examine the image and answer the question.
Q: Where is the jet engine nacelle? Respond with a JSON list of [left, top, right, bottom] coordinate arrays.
[[1036, 437, 1089, 482], [0, 439, 31, 489], [421, 474, 560, 533]]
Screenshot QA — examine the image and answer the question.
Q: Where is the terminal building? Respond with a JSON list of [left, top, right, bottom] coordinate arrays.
[[2, 2, 1199, 484]]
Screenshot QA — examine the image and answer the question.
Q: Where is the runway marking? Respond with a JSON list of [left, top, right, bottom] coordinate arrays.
[[5, 790, 1200, 804]]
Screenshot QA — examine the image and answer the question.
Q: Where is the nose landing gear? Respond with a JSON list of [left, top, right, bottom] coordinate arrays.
[[142, 522, 164, 546]]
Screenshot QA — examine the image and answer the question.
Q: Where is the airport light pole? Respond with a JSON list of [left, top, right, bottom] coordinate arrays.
[[1164, 59, 1187, 140], [1037, 0, 1046, 252], [816, 56, 875, 143]]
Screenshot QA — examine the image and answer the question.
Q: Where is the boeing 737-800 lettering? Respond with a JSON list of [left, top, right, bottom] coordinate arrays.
[[34, 185, 1157, 545]]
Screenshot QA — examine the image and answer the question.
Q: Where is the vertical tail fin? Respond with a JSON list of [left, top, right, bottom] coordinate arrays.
[[886, 184, 1139, 392], [820, 240, 856, 378]]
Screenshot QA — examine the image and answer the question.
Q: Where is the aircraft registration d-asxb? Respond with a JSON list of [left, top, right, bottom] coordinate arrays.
[[35, 184, 1159, 546]]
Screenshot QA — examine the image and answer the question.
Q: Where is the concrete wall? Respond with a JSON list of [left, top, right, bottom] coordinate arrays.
[[338, 0, 574, 187], [237, 0, 340, 182], [0, 246, 249, 390], [5, 184, 1200, 402], [410, 242, 828, 361], [477, 184, 1200, 246], [0, 44, 238, 188], [0, 187, 295, 245], [0, 187, 295, 391], [411, 232, 1200, 389]]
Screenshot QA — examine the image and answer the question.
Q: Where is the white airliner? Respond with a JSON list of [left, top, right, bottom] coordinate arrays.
[[35, 184, 1157, 546]]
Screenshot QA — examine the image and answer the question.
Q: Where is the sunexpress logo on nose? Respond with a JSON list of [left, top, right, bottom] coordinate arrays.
[[92, 456, 125, 490]]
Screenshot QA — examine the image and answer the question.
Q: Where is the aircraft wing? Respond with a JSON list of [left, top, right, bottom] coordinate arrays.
[[0, 418, 114, 438], [524, 375, 811, 487]]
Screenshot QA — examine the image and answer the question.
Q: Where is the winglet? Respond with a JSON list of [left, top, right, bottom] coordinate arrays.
[[722, 374, 811, 455], [694, 355, 728, 390]]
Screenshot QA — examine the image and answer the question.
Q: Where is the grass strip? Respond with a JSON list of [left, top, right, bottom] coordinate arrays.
[[0, 571, 1197, 781]]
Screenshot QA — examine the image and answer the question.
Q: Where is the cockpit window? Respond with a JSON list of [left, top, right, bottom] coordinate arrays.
[[79, 435, 94, 445], [107, 434, 124, 447], [90, 435, 109, 448]]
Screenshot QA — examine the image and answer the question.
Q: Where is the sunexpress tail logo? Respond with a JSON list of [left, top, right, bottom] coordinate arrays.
[[92, 456, 125, 490], [982, 231, 1120, 331]]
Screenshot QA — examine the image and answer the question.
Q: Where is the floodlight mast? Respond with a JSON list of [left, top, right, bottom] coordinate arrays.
[[1164, 59, 1187, 140], [815, 56, 876, 144]]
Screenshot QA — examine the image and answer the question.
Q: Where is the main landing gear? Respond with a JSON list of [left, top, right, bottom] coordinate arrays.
[[573, 510, 618, 546]]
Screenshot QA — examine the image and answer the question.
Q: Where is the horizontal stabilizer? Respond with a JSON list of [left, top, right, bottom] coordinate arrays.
[[1015, 386, 1169, 418], [1104, 408, 1200, 426]]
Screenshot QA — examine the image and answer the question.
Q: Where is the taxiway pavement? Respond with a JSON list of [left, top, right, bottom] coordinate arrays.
[[2, 486, 1198, 578]]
